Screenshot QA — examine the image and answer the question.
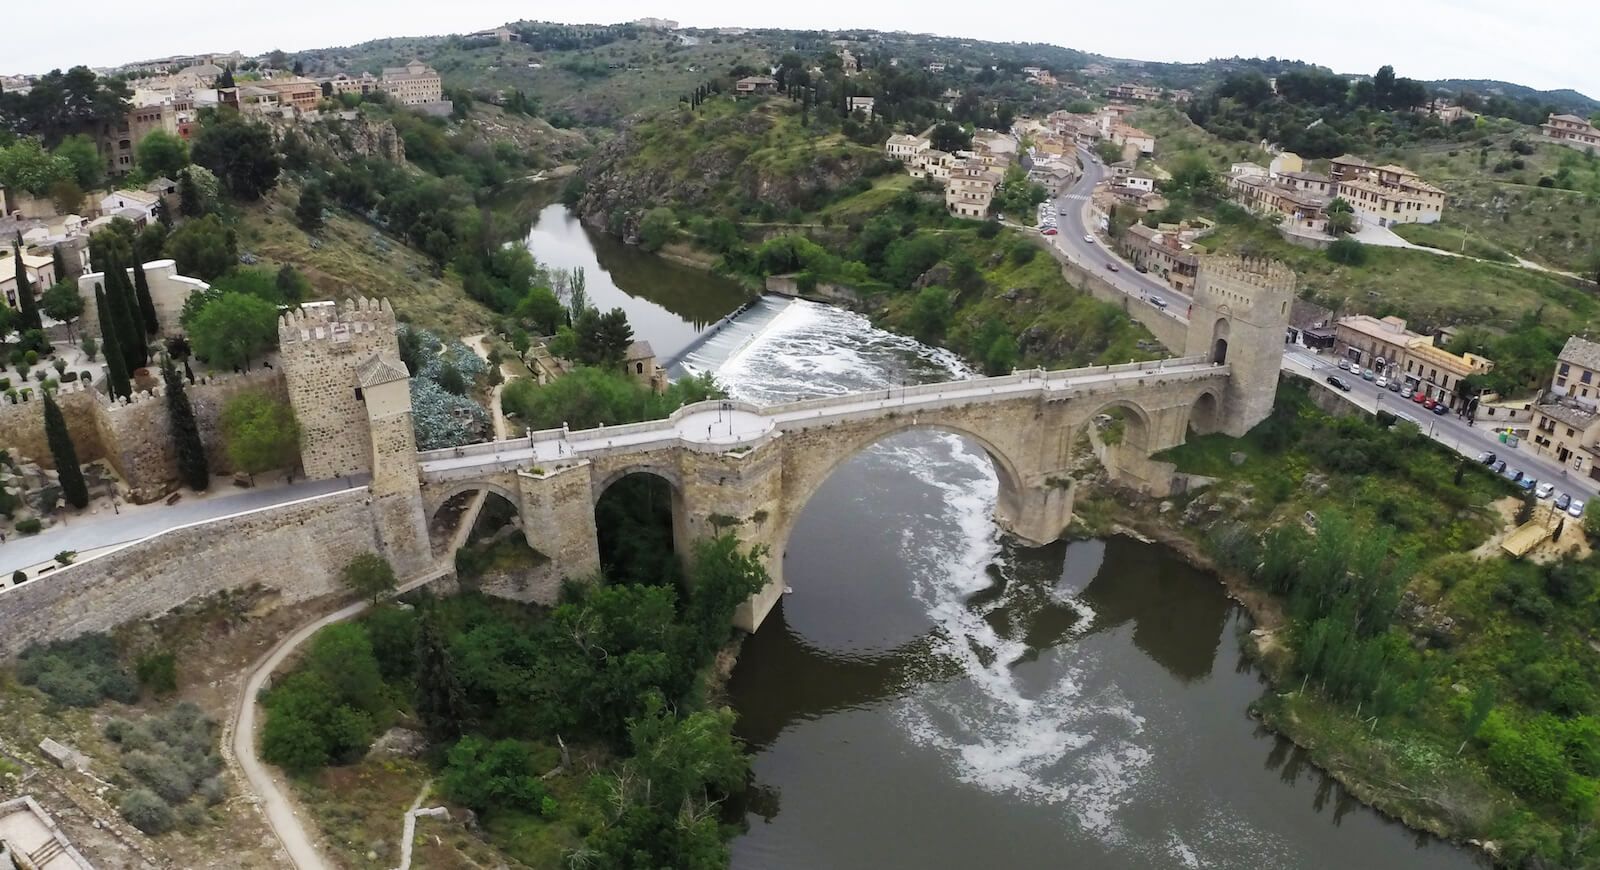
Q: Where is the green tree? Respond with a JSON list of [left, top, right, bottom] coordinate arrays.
[[574, 306, 634, 366], [52, 134, 102, 189], [42, 392, 89, 509], [163, 214, 237, 281], [638, 207, 675, 252], [11, 239, 42, 331], [413, 611, 466, 743], [907, 285, 952, 342], [295, 184, 324, 232], [275, 264, 309, 305], [1327, 237, 1368, 265], [93, 284, 132, 400], [40, 280, 83, 338], [189, 292, 279, 370], [134, 130, 188, 178], [0, 138, 72, 196], [189, 113, 280, 200], [104, 257, 147, 370], [162, 357, 209, 491], [131, 258, 159, 334], [340, 552, 396, 603], [178, 168, 203, 217], [220, 390, 300, 481], [440, 736, 548, 813], [514, 286, 566, 335]]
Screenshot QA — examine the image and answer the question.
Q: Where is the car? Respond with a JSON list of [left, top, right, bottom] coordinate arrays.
[[1519, 476, 1538, 492], [1375, 376, 1388, 388], [1325, 375, 1351, 392], [1432, 402, 1449, 416], [1337, 358, 1351, 371], [1492, 460, 1507, 474], [1388, 379, 1402, 392], [1057, 207, 1068, 216], [1084, 234, 1095, 244], [1556, 493, 1573, 511], [1422, 398, 1436, 409], [1041, 227, 1059, 235], [1478, 451, 1497, 465], [1536, 482, 1556, 499], [1413, 392, 1427, 404], [1362, 368, 1376, 381], [1105, 262, 1120, 271], [1504, 468, 1524, 483], [1150, 297, 1169, 310], [1570, 500, 1586, 518]]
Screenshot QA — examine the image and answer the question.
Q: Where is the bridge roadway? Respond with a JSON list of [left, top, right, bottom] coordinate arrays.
[[418, 356, 1222, 482]]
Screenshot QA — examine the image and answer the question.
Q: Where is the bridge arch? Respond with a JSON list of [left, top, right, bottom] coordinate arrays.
[[1209, 317, 1231, 365], [1186, 389, 1223, 436], [593, 468, 690, 586], [426, 479, 522, 556], [773, 419, 1029, 575]]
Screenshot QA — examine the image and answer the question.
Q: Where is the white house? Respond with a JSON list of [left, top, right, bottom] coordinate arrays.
[[98, 189, 160, 223], [1124, 173, 1155, 193], [847, 96, 876, 117], [885, 133, 930, 162]]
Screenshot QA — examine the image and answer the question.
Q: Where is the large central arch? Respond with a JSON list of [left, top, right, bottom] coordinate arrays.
[[773, 420, 1030, 577]]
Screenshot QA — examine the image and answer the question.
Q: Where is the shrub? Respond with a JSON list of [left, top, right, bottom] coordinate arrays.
[[136, 651, 178, 694], [15, 518, 39, 534], [118, 787, 176, 835], [23, 350, 37, 366], [124, 750, 197, 803], [1327, 237, 1368, 265], [10, 570, 25, 584], [17, 633, 138, 706]]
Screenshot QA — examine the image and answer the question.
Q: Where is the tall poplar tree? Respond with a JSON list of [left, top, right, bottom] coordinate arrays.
[[161, 356, 209, 491], [11, 239, 42, 331], [94, 284, 132, 400], [43, 392, 89, 508], [131, 257, 159, 335]]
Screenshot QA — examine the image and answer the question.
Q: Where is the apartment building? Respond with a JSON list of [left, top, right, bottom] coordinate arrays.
[[1226, 170, 1329, 222], [885, 133, 929, 162], [1328, 155, 1445, 226], [1528, 337, 1600, 475], [1104, 82, 1161, 102], [381, 60, 443, 106], [325, 72, 381, 97], [1118, 223, 1199, 292], [945, 163, 1000, 218], [1334, 314, 1492, 408]]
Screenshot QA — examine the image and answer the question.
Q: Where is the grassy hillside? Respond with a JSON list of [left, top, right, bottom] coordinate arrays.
[[235, 184, 497, 336]]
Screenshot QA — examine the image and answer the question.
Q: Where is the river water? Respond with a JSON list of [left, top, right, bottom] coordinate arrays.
[[521, 205, 1484, 870]]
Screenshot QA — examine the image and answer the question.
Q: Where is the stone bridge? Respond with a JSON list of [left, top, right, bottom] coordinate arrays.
[[418, 356, 1233, 629]]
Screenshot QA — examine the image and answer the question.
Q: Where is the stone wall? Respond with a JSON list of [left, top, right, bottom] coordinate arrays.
[[77, 259, 209, 340], [0, 371, 288, 502], [0, 488, 381, 657], [1030, 234, 1189, 351], [278, 299, 399, 480]]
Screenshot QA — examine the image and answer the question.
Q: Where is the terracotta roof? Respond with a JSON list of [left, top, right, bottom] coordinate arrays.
[[355, 353, 410, 388], [1330, 154, 1370, 167]]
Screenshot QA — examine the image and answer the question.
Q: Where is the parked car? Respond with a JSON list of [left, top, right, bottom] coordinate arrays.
[[1337, 359, 1351, 371], [1504, 468, 1524, 483], [1105, 262, 1120, 271], [1536, 482, 1556, 499], [1387, 379, 1402, 393], [1519, 476, 1538, 492], [1325, 375, 1351, 392], [1477, 451, 1497, 465], [1492, 460, 1507, 474], [1432, 403, 1449, 416], [1412, 392, 1426, 404], [1362, 368, 1376, 381], [1375, 376, 1388, 389], [1041, 227, 1059, 235], [1570, 500, 1586, 518], [1422, 398, 1436, 409], [1083, 234, 1095, 244], [1557, 493, 1573, 511]]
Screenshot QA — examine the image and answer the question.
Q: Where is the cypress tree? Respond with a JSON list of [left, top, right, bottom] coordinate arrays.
[[11, 239, 42, 331], [105, 259, 146, 370], [94, 284, 132, 400], [43, 392, 89, 509], [51, 245, 67, 282], [414, 613, 466, 742], [162, 356, 209, 491], [131, 258, 159, 335], [179, 170, 202, 217]]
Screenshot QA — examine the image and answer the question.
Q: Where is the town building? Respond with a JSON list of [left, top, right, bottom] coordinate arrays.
[[1109, 124, 1155, 157], [324, 72, 381, 97], [381, 60, 443, 106], [0, 249, 56, 312], [1225, 170, 1330, 224], [252, 75, 321, 113], [1105, 82, 1161, 102], [1118, 223, 1200, 292], [1524, 337, 1600, 474], [634, 17, 679, 29], [927, 62, 946, 73], [945, 162, 1001, 218], [1123, 172, 1154, 193], [1541, 113, 1600, 151], [96, 98, 195, 176], [847, 96, 876, 117], [1334, 314, 1492, 408], [735, 75, 779, 96], [1328, 155, 1445, 226], [99, 188, 161, 223]]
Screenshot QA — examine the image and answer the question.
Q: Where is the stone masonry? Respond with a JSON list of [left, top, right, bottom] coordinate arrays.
[[278, 298, 402, 480]]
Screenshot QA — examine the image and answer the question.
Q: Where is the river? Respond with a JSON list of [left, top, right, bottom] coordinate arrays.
[[521, 204, 1484, 870]]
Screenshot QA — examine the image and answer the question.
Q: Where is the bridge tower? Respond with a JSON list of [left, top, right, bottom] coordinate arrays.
[[1184, 256, 1294, 437], [279, 298, 430, 575]]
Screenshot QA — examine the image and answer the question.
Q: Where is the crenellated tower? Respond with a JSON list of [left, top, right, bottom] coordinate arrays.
[[278, 298, 429, 574], [1184, 256, 1294, 436]]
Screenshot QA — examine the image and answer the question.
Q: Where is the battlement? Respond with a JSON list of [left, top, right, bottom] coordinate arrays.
[[1197, 255, 1297, 299], [279, 296, 397, 347]]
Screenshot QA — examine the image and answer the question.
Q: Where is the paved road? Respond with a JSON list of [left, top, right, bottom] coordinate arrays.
[[0, 475, 371, 580], [1283, 347, 1598, 504]]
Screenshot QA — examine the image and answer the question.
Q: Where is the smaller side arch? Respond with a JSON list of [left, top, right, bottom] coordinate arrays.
[[1187, 390, 1223, 436], [1210, 316, 1231, 365]]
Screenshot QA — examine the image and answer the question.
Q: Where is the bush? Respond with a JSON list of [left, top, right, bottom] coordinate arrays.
[[17, 633, 138, 706], [1327, 237, 1368, 265], [15, 518, 40, 534], [441, 736, 550, 814], [136, 651, 178, 694], [118, 787, 176, 835]]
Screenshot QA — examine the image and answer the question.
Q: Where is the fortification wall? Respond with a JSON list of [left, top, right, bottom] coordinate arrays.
[[278, 298, 399, 480], [77, 259, 209, 339], [0, 488, 380, 657], [1030, 234, 1188, 351], [0, 371, 287, 502]]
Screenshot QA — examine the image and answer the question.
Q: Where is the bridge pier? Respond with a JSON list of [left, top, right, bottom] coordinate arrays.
[[1001, 477, 1078, 547]]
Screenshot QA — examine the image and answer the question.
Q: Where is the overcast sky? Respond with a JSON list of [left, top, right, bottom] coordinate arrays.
[[13, 0, 1598, 98]]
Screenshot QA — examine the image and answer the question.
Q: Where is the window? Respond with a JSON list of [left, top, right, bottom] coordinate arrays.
[[1561, 363, 1571, 375], [1585, 370, 1593, 384]]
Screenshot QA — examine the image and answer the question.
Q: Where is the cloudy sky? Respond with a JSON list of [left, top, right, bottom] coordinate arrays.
[[13, 0, 1598, 98]]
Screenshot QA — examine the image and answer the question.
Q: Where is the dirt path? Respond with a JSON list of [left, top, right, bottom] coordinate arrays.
[[465, 333, 517, 440], [229, 565, 455, 869]]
